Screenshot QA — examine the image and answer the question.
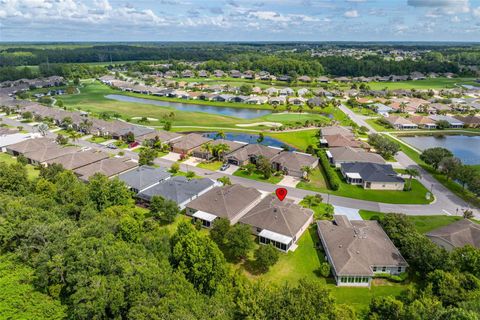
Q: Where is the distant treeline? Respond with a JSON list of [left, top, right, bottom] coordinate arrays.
[[0, 64, 106, 82], [0, 44, 478, 81]]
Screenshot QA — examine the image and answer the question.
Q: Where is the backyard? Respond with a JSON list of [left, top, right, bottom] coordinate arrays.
[[0, 152, 39, 179]]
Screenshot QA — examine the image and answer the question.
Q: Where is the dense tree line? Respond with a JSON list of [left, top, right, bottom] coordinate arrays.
[[0, 161, 354, 319], [0, 63, 106, 82]]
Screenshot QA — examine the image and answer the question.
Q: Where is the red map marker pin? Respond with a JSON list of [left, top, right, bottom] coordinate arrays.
[[275, 188, 288, 201]]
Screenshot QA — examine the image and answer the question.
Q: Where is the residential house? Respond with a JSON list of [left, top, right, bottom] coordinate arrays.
[[239, 195, 314, 252], [198, 70, 209, 77], [230, 70, 242, 78], [213, 70, 225, 77], [277, 75, 292, 82], [47, 150, 109, 170], [409, 115, 437, 129], [317, 76, 330, 83], [454, 115, 480, 128], [0, 133, 32, 152], [186, 184, 262, 227], [370, 103, 393, 116], [269, 96, 286, 105], [118, 165, 172, 193], [23, 143, 79, 165], [429, 115, 464, 128], [320, 126, 355, 138], [279, 88, 294, 96], [297, 88, 309, 97], [135, 130, 182, 145], [270, 151, 319, 178], [246, 96, 269, 104], [383, 116, 418, 130], [74, 158, 138, 182], [6, 137, 54, 157], [323, 134, 367, 149], [225, 144, 282, 166], [340, 162, 405, 190], [192, 139, 246, 161], [297, 76, 312, 82], [327, 147, 385, 167], [137, 176, 217, 209], [265, 87, 279, 96], [317, 215, 408, 287], [181, 70, 194, 78], [426, 219, 480, 251], [288, 97, 306, 105], [170, 133, 212, 155]]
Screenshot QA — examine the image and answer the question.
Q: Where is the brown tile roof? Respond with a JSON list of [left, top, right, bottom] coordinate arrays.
[[135, 130, 182, 144], [321, 126, 354, 138], [47, 150, 109, 170], [240, 195, 313, 238], [329, 147, 385, 164], [24, 144, 79, 163], [187, 184, 261, 221], [317, 216, 408, 276], [7, 137, 53, 154], [427, 219, 480, 249], [324, 134, 366, 148], [409, 115, 437, 125], [270, 151, 318, 171], [225, 144, 282, 163], [74, 158, 138, 181], [170, 133, 212, 151]]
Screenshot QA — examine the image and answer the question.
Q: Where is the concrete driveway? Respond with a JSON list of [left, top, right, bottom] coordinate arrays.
[[183, 157, 203, 167], [220, 164, 239, 175], [277, 175, 302, 188], [161, 152, 181, 162]]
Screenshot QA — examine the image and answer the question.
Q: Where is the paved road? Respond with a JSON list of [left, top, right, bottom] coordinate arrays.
[[339, 104, 375, 133], [3, 117, 478, 217]]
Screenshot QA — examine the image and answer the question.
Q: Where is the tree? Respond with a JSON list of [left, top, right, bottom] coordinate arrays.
[[68, 131, 81, 143], [217, 176, 231, 185], [239, 84, 252, 95], [124, 131, 135, 143], [16, 154, 28, 166], [436, 120, 450, 130], [210, 217, 231, 247], [215, 131, 226, 140], [439, 157, 461, 180], [212, 143, 230, 158], [138, 147, 157, 166], [256, 156, 273, 179], [301, 165, 312, 181], [56, 99, 64, 108], [254, 244, 279, 273], [171, 222, 228, 296], [369, 296, 404, 320], [37, 123, 49, 136], [0, 162, 29, 196], [186, 171, 195, 179], [200, 142, 211, 159], [149, 195, 179, 223], [404, 167, 420, 191], [88, 174, 132, 211], [420, 147, 453, 170], [225, 223, 254, 261], [163, 120, 172, 131], [257, 132, 264, 143], [368, 133, 400, 159], [39, 163, 64, 181], [55, 134, 68, 145], [243, 163, 256, 175], [169, 162, 180, 173], [453, 165, 475, 189]]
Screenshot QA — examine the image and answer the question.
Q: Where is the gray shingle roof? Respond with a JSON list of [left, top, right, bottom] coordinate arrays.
[[74, 158, 138, 181], [47, 150, 109, 170], [118, 165, 171, 192], [225, 144, 282, 163], [341, 162, 404, 183], [137, 176, 216, 204], [329, 147, 385, 164], [427, 219, 480, 248], [317, 216, 408, 276]]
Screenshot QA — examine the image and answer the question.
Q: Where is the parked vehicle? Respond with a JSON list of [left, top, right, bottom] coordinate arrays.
[[220, 163, 230, 171]]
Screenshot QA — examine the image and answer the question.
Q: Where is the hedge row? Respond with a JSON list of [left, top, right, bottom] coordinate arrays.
[[318, 150, 340, 191]]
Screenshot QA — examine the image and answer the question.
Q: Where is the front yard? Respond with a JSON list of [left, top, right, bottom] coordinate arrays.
[[233, 168, 283, 184], [197, 160, 223, 171], [297, 169, 433, 205]]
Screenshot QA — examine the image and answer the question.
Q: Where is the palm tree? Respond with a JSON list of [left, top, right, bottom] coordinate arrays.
[[69, 131, 81, 143], [399, 102, 407, 114], [37, 123, 49, 136], [301, 165, 313, 181], [213, 143, 230, 159], [404, 167, 420, 191], [215, 131, 225, 140], [200, 142, 212, 160]]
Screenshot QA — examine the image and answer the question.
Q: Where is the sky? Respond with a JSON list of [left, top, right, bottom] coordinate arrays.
[[0, 0, 480, 42]]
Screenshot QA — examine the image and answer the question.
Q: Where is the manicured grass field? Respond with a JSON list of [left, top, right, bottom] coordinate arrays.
[[0, 152, 39, 179], [87, 136, 110, 144], [233, 168, 283, 184], [296, 167, 329, 190], [359, 210, 462, 233], [297, 169, 432, 204], [365, 118, 393, 132], [266, 129, 318, 151], [366, 77, 478, 90], [197, 160, 223, 171]]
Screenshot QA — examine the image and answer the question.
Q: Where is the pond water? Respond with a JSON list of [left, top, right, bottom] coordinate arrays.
[[202, 132, 295, 150], [105, 94, 272, 119], [400, 135, 480, 165]]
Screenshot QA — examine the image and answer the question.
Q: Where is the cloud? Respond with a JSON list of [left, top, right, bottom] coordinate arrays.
[[473, 7, 480, 17], [344, 9, 359, 17], [407, 0, 470, 14]]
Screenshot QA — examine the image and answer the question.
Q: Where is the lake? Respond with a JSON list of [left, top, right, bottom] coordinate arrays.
[[400, 135, 480, 165], [105, 94, 272, 119], [202, 132, 295, 150]]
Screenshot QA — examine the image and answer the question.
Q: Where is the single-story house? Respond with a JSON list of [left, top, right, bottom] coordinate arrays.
[[297, 76, 312, 83], [270, 151, 319, 178], [288, 97, 307, 105], [429, 115, 464, 128], [426, 219, 480, 251], [74, 157, 138, 181], [383, 116, 418, 130], [265, 87, 279, 96], [409, 116, 437, 129], [317, 215, 408, 287], [322, 134, 367, 149], [246, 96, 269, 104], [327, 147, 385, 167], [118, 165, 171, 193], [135, 130, 182, 145], [239, 195, 314, 252], [137, 176, 217, 209], [169, 133, 212, 155], [0, 133, 32, 152], [279, 88, 294, 96], [225, 144, 282, 166], [186, 184, 262, 227], [454, 115, 480, 128], [191, 139, 246, 161], [340, 162, 405, 190], [320, 126, 355, 138], [47, 150, 109, 170], [6, 137, 52, 157], [370, 103, 393, 116], [24, 144, 79, 166], [269, 96, 286, 105]]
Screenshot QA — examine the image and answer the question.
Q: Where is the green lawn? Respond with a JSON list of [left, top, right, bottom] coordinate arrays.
[[296, 167, 328, 191], [197, 160, 223, 171], [366, 77, 478, 90], [266, 129, 318, 151], [233, 168, 283, 184], [0, 152, 39, 179], [298, 169, 433, 204], [365, 118, 394, 132], [359, 210, 462, 234], [87, 136, 110, 144]]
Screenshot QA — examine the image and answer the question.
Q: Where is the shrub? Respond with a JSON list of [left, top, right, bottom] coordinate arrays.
[[319, 262, 331, 277], [254, 244, 280, 273], [317, 150, 340, 190], [170, 162, 180, 174]]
